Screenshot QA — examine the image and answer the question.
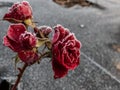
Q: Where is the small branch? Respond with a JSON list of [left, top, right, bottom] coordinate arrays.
[[40, 51, 51, 58], [11, 63, 28, 90], [11, 51, 50, 90]]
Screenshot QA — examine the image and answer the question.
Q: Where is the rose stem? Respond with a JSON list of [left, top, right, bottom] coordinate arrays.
[[12, 63, 28, 90]]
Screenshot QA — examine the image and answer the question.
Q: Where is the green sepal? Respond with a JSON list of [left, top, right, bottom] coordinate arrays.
[[24, 18, 35, 28], [36, 38, 50, 48]]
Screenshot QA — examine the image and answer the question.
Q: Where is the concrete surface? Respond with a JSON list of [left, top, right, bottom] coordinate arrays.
[[0, 0, 120, 90]]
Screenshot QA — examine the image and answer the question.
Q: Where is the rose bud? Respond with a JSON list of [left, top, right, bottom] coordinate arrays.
[[3, 23, 37, 52], [34, 26, 52, 38], [3, 1, 32, 23], [38, 26, 52, 37], [52, 25, 82, 79]]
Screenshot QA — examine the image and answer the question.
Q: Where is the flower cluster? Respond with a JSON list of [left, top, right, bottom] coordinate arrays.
[[3, 24, 39, 65], [3, 1, 81, 90]]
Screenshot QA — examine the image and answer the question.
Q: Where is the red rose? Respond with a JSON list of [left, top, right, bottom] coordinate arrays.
[[3, 1, 32, 23], [18, 50, 39, 65], [52, 25, 81, 79], [3, 24, 36, 52]]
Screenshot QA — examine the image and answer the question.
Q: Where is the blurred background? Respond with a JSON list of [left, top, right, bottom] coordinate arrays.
[[0, 0, 120, 90]]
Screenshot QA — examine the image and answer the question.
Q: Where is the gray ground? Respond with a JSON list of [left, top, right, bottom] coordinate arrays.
[[0, 0, 120, 90]]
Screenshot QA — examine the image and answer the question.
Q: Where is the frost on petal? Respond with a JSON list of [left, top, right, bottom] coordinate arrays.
[[52, 25, 81, 79], [19, 31, 37, 50], [3, 1, 32, 22], [52, 28, 60, 44], [53, 25, 69, 43], [7, 24, 26, 42], [3, 36, 22, 52]]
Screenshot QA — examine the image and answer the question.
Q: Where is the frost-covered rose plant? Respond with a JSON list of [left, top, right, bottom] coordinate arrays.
[[3, 1, 81, 90]]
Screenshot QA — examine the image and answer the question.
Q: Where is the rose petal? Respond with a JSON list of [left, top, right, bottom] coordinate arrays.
[[52, 59, 68, 79], [19, 1, 32, 19], [52, 25, 70, 44], [18, 50, 39, 65], [7, 24, 26, 42], [3, 36, 22, 52], [19, 31, 37, 50], [52, 27, 60, 44]]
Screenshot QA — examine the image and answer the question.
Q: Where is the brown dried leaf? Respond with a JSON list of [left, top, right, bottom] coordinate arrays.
[[112, 44, 120, 52], [53, 0, 105, 9], [53, 0, 91, 7], [115, 62, 120, 70]]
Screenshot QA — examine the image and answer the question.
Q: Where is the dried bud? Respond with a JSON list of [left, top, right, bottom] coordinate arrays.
[[34, 26, 52, 38]]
